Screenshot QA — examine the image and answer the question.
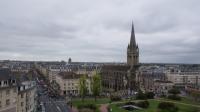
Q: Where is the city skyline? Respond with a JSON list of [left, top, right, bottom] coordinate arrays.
[[0, 0, 200, 63]]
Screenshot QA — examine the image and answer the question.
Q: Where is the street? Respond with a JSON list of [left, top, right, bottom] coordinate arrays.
[[37, 82, 70, 112], [34, 70, 70, 112]]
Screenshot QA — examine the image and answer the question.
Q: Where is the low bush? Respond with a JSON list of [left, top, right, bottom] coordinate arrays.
[[110, 95, 121, 102], [107, 106, 111, 112], [146, 92, 155, 99], [125, 101, 136, 105], [168, 95, 181, 101], [79, 108, 95, 112], [77, 103, 97, 110], [136, 100, 149, 108], [136, 91, 147, 100], [158, 102, 179, 112]]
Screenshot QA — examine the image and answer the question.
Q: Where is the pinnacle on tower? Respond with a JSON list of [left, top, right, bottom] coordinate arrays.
[[130, 22, 136, 49]]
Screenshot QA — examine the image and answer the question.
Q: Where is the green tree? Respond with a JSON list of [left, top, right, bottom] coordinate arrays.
[[79, 75, 87, 102], [168, 88, 181, 101], [158, 102, 179, 112], [191, 91, 200, 102], [136, 90, 147, 100], [91, 73, 101, 102], [168, 88, 180, 95]]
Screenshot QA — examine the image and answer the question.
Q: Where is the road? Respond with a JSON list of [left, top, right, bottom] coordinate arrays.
[[34, 70, 70, 112], [37, 83, 70, 112]]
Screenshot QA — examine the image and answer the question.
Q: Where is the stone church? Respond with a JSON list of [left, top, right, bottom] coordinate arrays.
[[101, 23, 140, 94]]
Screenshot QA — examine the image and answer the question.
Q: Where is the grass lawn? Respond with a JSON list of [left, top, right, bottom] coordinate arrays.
[[162, 97, 200, 105], [72, 97, 110, 107], [109, 99, 200, 112], [72, 97, 200, 112]]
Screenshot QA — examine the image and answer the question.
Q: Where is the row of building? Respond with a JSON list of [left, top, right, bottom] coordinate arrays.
[[0, 69, 37, 112], [34, 23, 200, 97], [36, 62, 101, 96], [1, 23, 200, 100], [138, 64, 200, 96]]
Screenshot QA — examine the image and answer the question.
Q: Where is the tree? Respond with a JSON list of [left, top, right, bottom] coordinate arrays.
[[91, 73, 101, 102], [168, 88, 180, 95], [158, 102, 179, 112], [146, 92, 155, 99], [79, 75, 88, 102], [136, 90, 147, 100], [191, 91, 200, 102], [168, 88, 181, 101]]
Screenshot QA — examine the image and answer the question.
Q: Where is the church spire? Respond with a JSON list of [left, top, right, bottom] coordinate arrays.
[[127, 22, 139, 66], [130, 22, 136, 49]]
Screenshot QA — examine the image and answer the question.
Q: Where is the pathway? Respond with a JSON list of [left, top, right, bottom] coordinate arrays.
[[100, 104, 108, 112]]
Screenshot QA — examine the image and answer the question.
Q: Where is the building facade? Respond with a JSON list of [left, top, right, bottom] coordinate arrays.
[[0, 69, 37, 112], [153, 80, 174, 96], [138, 66, 167, 91], [17, 81, 37, 112], [127, 24, 139, 66], [56, 71, 91, 96], [166, 65, 200, 87], [0, 69, 17, 112], [101, 23, 140, 95]]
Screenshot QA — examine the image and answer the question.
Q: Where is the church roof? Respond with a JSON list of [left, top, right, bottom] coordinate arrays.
[[58, 71, 87, 79], [101, 65, 130, 71], [130, 22, 137, 49]]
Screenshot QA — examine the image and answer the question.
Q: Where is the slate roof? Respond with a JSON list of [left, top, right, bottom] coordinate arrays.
[[0, 68, 12, 81], [58, 71, 85, 79], [101, 65, 130, 71]]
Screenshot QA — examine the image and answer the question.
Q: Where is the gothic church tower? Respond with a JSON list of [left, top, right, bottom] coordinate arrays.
[[127, 23, 139, 66]]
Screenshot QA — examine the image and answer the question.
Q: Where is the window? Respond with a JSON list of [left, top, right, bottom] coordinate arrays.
[[6, 99, 10, 106], [6, 90, 10, 95], [13, 88, 17, 93], [4, 81, 7, 85], [12, 80, 15, 83], [21, 94, 24, 98], [21, 102, 24, 106]]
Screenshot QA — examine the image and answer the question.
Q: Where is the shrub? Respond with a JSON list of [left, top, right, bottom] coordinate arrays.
[[107, 106, 111, 112], [158, 102, 179, 112], [110, 95, 121, 102], [168, 95, 181, 101], [146, 92, 155, 99], [77, 104, 97, 110], [136, 100, 149, 108], [168, 88, 180, 95], [136, 91, 147, 100], [79, 108, 94, 112], [125, 101, 136, 105]]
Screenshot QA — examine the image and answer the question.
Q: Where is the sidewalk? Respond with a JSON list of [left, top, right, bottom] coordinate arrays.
[[69, 107, 78, 112], [100, 104, 108, 112]]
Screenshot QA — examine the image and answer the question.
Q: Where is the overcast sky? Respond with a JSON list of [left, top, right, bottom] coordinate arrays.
[[0, 0, 200, 63]]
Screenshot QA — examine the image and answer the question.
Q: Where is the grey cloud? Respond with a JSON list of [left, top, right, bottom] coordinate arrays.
[[0, 0, 200, 63]]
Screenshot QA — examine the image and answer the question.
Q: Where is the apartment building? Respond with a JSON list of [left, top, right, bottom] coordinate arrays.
[[153, 80, 174, 96], [17, 81, 37, 112], [0, 69, 17, 112], [166, 65, 200, 87], [138, 66, 167, 92], [56, 71, 91, 96], [0, 69, 37, 112]]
